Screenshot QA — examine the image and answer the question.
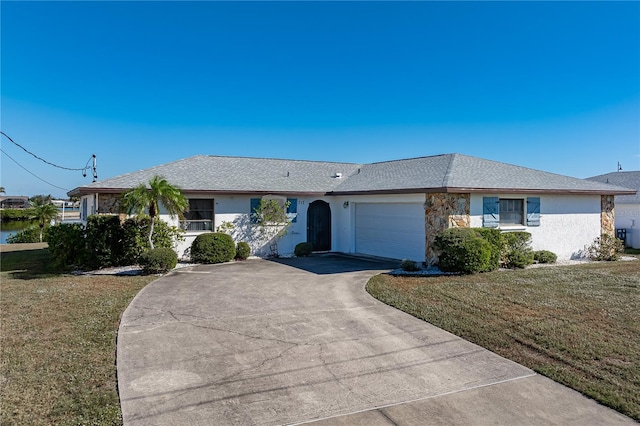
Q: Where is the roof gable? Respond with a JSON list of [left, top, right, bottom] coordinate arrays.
[[587, 171, 640, 204], [331, 153, 633, 195]]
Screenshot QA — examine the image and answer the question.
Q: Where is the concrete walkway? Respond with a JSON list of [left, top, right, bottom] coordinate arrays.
[[117, 255, 634, 425]]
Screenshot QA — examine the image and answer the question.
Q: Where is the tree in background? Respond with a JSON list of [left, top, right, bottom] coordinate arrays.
[[29, 194, 52, 204], [121, 175, 188, 249], [29, 199, 59, 242], [0, 186, 5, 194]]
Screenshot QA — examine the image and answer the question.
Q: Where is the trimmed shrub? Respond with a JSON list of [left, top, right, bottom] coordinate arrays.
[[474, 228, 504, 271], [400, 259, 420, 272], [190, 232, 236, 264], [6, 225, 41, 244], [502, 231, 534, 269], [435, 229, 493, 274], [120, 216, 184, 265], [139, 247, 178, 274], [84, 215, 124, 269], [294, 242, 313, 257], [587, 234, 624, 261], [46, 223, 86, 269], [534, 250, 557, 264], [235, 242, 251, 260]]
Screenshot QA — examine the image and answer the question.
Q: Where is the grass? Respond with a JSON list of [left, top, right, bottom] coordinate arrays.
[[0, 244, 155, 425], [367, 261, 640, 421]]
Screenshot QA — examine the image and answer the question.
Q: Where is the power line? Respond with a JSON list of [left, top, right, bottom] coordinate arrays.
[[0, 147, 70, 192], [0, 131, 92, 172]]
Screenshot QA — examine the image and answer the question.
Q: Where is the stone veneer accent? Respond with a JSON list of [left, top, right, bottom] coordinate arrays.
[[97, 193, 122, 214], [601, 195, 615, 236], [424, 193, 470, 265]]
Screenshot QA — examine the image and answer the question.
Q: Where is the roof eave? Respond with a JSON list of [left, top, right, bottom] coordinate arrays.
[[68, 187, 330, 197], [329, 187, 637, 196]]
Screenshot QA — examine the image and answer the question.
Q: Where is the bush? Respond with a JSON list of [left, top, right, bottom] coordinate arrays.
[[0, 208, 35, 222], [587, 234, 624, 261], [120, 217, 184, 265], [400, 259, 420, 272], [6, 225, 41, 244], [139, 247, 178, 274], [46, 223, 86, 269], [534, 250, 557, 264], [84, 215, 123, 269], [474, 228, 504, 271], [190, 232, 236, 264], [435, 229, 493, 274], [294, 242, 313, 257], [235, 242, 251, 260], [502, 231, 534, 269]]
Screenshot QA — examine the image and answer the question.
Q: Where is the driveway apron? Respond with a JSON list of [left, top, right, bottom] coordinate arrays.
[[117, 256, 633, 425]]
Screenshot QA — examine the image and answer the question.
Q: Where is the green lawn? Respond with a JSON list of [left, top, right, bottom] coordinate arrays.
[[0, 245, 154, 425], [367, 260, 640, 421]]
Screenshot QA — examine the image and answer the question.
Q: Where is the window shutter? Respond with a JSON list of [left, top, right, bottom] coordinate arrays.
[[483, 197, 499, 228], [250, 198, 260, 224], [286, 198, 298, 223], [526, 197, 540, 227]]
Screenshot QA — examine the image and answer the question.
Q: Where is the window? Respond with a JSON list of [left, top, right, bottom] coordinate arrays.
[[483, 197, 540, 228], [81, 198, 87, 221], [182, 199, 214, 231], [250, 197, 297, 224], [499, 199, 523, 225]]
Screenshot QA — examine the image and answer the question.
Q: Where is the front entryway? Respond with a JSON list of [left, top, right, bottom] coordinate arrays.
[[307, 200, 331, 251]]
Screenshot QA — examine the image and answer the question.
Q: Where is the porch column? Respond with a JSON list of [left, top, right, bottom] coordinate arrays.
[[601, 195, 615, 236], [425, 193, 470, 265]]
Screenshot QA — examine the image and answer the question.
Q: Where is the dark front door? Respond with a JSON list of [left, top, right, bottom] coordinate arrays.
[[307, 200, 331, 251]]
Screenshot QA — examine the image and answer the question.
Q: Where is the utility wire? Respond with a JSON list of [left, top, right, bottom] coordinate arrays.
[[0, 148, 70, 191], [1, 131, 92, 172]]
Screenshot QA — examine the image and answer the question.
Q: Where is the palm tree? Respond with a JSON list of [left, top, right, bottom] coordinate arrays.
[[0, 186, 5, 194], [121, 175, 188, 249], [29, 199, 59, 242]]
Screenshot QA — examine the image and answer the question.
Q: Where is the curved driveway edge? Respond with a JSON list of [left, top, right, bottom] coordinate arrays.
[[117, 255, 633, 425]]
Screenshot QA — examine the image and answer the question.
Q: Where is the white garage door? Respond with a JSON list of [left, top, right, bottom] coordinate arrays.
[[355, 203, 425, 261]]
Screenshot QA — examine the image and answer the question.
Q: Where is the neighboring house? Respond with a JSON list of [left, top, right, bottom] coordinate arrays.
[[0, 196, 30, 209], [68, 153, 634, 262], [587, 171, 640, 249]]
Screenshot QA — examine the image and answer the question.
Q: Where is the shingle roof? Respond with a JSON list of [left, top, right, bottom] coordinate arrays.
[[69, 155, 361, 195], [69, 153, 635, 197], [331, 154, 634, 195], [587, 171, 640, 204]]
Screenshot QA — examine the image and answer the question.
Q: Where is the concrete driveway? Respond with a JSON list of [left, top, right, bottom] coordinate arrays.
[[117, 255, 633, 425]]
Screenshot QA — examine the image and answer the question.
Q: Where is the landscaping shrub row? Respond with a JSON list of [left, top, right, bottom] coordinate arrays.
[[190, 233, 252, 264], [434, 228, 540, 274], [47, 215, 183, 270]]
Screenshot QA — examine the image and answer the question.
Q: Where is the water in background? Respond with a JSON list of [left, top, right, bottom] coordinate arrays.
[[0, 221, 31, 244]]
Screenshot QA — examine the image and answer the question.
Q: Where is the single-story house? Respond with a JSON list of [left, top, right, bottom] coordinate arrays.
[[0, 196, 30, 209], [68, 153, 634, 263], [587, 171, 640, 249]]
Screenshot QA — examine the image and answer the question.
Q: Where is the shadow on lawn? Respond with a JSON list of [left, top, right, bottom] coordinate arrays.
[[0, 248, 62, 279]]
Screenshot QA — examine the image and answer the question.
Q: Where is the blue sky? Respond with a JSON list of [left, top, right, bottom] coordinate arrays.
[[1, 1, 638, 199]]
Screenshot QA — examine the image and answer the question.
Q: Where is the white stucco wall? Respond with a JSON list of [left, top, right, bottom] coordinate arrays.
[[333, 193, 426, 256], [79, 193, 98, 221], [470, 194, 602, 260], [172, 194, 319, 259], [615, 203, 640, 248], [173, 192, 426, 259]]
